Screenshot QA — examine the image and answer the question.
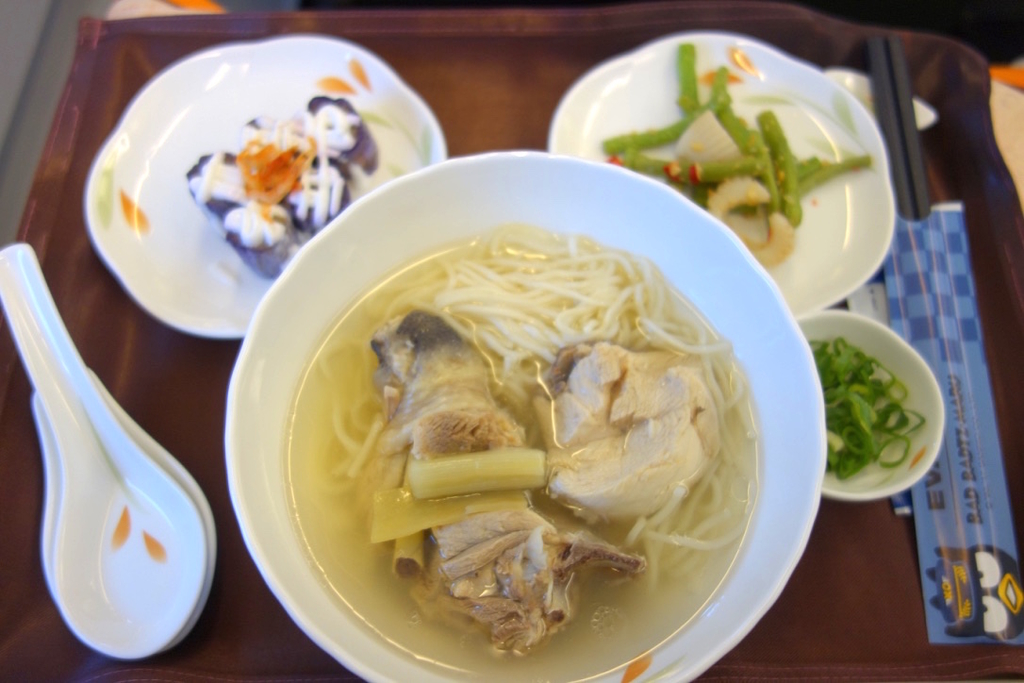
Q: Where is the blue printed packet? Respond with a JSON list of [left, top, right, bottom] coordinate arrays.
[[884, 202, 1024, 644]]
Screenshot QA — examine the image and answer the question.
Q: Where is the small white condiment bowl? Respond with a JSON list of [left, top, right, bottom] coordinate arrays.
[[799, 309, 945, 502]]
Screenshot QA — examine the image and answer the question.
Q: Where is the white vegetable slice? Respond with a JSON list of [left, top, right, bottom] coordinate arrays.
[[740, 211, 796, 268], [722, 205, 769, 244], [707, 175, 770, 219], [675, 110, 743, 163]]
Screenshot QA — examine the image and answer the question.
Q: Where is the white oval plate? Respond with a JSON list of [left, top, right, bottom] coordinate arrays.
[[84, 35, 447, 339], [548, 31, 896, 319]]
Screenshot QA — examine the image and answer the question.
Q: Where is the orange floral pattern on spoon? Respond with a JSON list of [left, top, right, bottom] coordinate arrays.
[[110, 504, 168, 562], [143, 532, 168, 563], [112, 505, 131, 550]]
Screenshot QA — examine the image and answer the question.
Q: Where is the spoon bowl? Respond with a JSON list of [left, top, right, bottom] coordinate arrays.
[[0, 243, 213, 659], [32, 372, 217, 654]]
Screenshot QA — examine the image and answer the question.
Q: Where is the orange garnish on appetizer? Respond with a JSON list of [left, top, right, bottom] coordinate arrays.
[[119, 190, 150, 235], [236, 140, 314, 205]]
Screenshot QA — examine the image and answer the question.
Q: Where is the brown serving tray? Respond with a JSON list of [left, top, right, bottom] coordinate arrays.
[[2, 2, 1023, 680]]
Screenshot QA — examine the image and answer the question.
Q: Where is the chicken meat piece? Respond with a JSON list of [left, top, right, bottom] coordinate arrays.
[[371, 310, 526, 462], [416, 508, 645, 652], [538, 342, 720, 521], [365, 310, 526, 495], [368, 312, 645, 651]]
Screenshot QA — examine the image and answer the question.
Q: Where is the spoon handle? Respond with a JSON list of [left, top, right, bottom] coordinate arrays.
[[0, 244, 119, 456]]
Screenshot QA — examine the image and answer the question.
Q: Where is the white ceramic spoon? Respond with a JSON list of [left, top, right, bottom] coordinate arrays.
[[0, 243, 211, 659], [824, 67, 938, 130], [31, 371, 217, 653]]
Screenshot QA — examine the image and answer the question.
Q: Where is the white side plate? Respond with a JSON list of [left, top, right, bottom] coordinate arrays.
[[548, 31, 896, 319], [84, 35, 447, 339]]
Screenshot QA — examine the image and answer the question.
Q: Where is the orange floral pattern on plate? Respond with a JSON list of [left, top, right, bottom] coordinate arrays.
[[316, 76, 357, 95], [317, 58, 373, 95], [622, 653, 653, 683], [119, 189, 150, 235], [729, 46, 762, 79], [349, 58, 371, 90]]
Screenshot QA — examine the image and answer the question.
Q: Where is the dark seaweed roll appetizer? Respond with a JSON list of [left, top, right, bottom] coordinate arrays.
[[187, 97, 378, 278]]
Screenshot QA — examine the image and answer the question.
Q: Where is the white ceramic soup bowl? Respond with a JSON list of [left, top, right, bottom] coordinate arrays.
[[225, 151, 826, 682]]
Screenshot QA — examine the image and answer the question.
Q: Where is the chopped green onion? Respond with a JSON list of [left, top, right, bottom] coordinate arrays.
[[811, 336, 925, 480]]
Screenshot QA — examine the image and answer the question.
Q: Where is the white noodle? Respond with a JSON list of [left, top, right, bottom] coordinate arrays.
[[319, 224, 757, 589], [345, 415, 384, 478]]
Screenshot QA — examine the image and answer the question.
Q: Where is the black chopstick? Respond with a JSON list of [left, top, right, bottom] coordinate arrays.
[[867, 35, 931, 220]]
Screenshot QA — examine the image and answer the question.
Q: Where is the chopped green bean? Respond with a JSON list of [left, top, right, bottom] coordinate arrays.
[[677, 43, 700, 114], [799, 154, 873, 196], [602, 117, 692, 155], [797, 156, 823, 181], [620, 151, 761, 186], [715, 105, 758, 155], [690, 183, 710, 208], [757, 110, 802, 226], [707, 66, 732, 113], [748, 130, 781, 213], [620, 148, 674, 178], [684, 156, 764, 183]]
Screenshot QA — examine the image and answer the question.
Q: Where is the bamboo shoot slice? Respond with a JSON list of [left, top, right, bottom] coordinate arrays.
[[407, 448, 547, 499], [371, 487, 528, 543]]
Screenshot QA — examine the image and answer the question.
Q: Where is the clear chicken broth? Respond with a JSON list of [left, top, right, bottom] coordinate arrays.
[[286, 229, 758, 680]]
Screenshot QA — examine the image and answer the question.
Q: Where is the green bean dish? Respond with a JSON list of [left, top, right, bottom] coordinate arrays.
[[604, 42, 872, 268]]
